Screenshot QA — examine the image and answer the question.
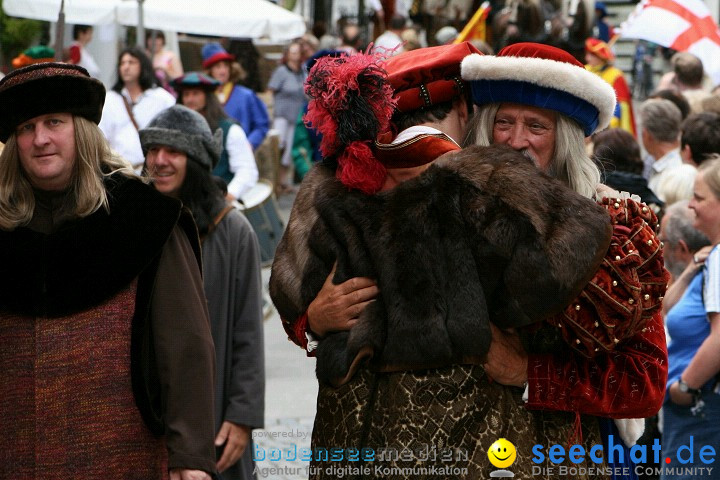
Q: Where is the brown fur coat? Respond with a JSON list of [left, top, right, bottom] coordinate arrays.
[[270, 145, 612, 385]]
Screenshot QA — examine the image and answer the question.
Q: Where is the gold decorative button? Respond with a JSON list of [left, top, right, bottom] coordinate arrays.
[[614, 202, 620, 208], [659, 296, 664, 301], [629, 299, 634, 304], [575, 305, 581, 311], [614, 338, 619, 344], [644, 294, 650, 300], [642, 206, 648, 213], [594, 321, 599, 327], [647, 239, 653, 245], [576, 339, 581, 344], [612, 280, 618, 286], [615, 255, 621, 261]]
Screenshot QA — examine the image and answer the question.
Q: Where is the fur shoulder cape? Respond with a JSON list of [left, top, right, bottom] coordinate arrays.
[[0, 174, 199, 317], [271, 145, 612, 385]]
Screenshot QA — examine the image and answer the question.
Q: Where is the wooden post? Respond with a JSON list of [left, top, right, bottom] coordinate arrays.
[[54, 0, 65, 61]]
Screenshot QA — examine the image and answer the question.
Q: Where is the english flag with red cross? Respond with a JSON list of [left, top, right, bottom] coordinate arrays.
[[620, 0, 720, 84]]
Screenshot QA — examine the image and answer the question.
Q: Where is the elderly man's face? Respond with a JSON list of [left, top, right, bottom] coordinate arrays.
[[492, 103, 557, 172], [145, 145, 188, 197], [16, 113, 76, 191]]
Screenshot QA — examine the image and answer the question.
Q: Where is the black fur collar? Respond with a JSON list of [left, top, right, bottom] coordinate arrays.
[[0, 174, 183, 318]]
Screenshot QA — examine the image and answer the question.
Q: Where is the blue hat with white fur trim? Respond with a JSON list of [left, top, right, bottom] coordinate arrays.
[[461, 42, 617, 136]]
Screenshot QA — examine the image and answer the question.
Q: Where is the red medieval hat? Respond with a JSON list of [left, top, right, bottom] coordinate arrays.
[[385, 41, 481, 113], [201, 42, 235, 69], [585, 37, 615, 62]]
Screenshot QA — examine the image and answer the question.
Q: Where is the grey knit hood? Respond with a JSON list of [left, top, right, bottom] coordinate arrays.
[[140, 104, 222, 171]]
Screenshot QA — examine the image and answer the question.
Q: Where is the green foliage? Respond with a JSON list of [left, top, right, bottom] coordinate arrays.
[[0, 0, 45, 65]]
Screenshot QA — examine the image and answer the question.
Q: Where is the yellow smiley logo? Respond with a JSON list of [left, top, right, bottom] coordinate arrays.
[[488, 438, 517, 469]]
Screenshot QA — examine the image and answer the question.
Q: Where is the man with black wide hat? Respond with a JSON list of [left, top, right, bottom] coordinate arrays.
[[0, 63, 216, 480]]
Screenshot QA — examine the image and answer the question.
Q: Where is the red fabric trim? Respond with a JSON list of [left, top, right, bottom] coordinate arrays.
[[374, 133, 460, 168], [281, 311, 317, 357], [68, 44, 81, 65]]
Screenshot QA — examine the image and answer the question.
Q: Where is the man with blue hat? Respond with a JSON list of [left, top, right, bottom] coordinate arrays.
[[461, 41, 669, 471]]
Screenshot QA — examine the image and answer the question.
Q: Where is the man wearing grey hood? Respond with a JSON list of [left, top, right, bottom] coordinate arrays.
[[142, 105, 266, 480]]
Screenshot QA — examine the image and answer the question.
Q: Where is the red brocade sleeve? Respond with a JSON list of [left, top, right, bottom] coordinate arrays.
[[527, 311, 667, 417], [526, 197, 669, 417]]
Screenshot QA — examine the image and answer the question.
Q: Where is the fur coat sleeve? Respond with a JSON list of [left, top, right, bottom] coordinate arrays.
[[270, 145, 612, 384]]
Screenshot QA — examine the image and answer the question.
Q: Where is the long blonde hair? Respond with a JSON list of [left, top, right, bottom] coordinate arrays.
[[0, 116, 136, 231], [464, 103, 601, 199]]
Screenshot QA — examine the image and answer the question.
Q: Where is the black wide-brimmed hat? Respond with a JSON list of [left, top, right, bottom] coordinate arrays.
[[0, 62, 106, 143]]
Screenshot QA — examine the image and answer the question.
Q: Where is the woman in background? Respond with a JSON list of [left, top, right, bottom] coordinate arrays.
[[146, 30, 184, 94], [661, 156, 720, 480], [267, 40, 306, 194]]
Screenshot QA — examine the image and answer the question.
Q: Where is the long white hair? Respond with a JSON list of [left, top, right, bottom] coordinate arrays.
[[464, 103, 601, 199]]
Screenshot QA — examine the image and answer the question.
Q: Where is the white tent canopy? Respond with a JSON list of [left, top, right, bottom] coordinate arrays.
[[117, 0, 306, 40], [3, 0, 306, 42], [4, 0, 118, 24]]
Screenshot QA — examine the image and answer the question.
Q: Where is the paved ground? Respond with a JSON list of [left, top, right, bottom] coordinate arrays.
[[252, 191, 318, 480]]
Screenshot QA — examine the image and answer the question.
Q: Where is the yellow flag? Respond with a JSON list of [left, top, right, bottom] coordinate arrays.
[[454, 2, 491, 43]]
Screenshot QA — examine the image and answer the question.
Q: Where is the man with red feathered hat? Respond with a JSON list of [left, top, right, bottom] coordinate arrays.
[[270, 43, 626, 478]]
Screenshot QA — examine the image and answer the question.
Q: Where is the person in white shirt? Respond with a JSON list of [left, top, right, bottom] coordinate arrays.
[[99, 47, 175, 169], [373, 15, 407, 56], [68, 25, 101, 79], [172, 72, 258, 201], [640, 98, 690, 199]]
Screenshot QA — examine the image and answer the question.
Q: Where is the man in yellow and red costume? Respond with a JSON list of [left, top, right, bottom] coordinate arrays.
[[585, 37, 637, 136]]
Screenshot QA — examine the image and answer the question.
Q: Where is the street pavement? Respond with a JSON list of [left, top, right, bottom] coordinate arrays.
[[252, 191, 318, 480]]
